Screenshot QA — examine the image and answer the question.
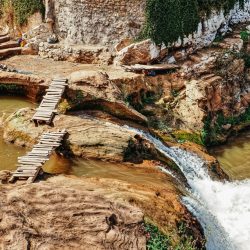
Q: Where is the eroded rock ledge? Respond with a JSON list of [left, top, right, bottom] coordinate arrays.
[[0, 169, 204, 249]]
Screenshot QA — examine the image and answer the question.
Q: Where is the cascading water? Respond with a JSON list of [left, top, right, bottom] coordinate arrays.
[[124, 126, 250, 250]]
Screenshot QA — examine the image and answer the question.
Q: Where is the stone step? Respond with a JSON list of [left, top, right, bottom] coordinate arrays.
[[0, 32, 9, 38], [0, 35, 10, 44], [0, 47, 22, 58], [0, 40, 19, 50]]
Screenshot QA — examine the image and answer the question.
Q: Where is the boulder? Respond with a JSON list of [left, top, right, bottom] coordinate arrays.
[[115, 39, 167, 65], [0, 175, 146, 249], [218, 38, 244, 52]]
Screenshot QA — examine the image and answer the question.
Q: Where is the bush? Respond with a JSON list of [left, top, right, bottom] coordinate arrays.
[[144, 222, 199, 250], [240, 30, 250, 42], [173, 131, 204, 145]]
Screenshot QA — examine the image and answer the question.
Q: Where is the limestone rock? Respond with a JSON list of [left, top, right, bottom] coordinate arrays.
[[68, 70, 147, 123], [0, 71, 46, 101], [0, 176, 146, 249], [39, 42, 113, 64], [3, 109, 149, 162], [53, 0, 145, 46], [51, 0, 250, 51], [115, 39, 167, 65], [218, 38, 244, 52]]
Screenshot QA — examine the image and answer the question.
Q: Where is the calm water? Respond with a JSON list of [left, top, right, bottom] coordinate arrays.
[[0, 97, 35, 170], [44, 156, 171, 186], [210, 130, 250, 180]]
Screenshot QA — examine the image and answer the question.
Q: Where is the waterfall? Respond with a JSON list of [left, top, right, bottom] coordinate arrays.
[[124, 126, 250, 250]]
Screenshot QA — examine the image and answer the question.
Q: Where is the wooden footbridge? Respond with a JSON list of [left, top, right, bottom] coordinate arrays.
[[10, 130, 67, 183], [11, 78, 69, 183], [32, 78, 68, 124]]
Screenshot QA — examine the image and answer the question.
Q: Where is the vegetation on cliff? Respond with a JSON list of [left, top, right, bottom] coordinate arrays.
[[145, 222, 202, 250], [143, 0, 245, 45], [202, 107, 250, 145], [0, 0, 44, 26]]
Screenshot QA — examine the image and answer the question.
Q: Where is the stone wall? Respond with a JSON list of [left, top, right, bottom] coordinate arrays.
[[53, 0, 145, 46]]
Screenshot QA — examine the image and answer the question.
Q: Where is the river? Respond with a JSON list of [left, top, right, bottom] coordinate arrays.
[[1, 97, 250, 250], [0, 97, 170, 188]]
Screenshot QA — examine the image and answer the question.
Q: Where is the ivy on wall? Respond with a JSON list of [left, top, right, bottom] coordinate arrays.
[[0, 0, 44, 26], [143, 0, 245, 46]]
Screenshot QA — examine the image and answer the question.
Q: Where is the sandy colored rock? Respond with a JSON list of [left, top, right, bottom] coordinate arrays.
[[0, 161, 204, 249], [115, 38, 133, 52], [3, 109, 154, 162], [218, 38, 243, 52], [68, 70, 123, 102], [39, 43, 114, 65], [115, 39, 166, 65], [0, 176, 146, 250], [67, 70, 147, 123]]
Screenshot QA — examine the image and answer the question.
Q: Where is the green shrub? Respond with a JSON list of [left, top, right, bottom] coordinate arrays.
[[240, 30, 250, 42], [143, 0, 200, 46], [145, 223, 171, 250], [173, 131, 204, 145], [12, 0, 45, 25], [145, 222, 199, 250]]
